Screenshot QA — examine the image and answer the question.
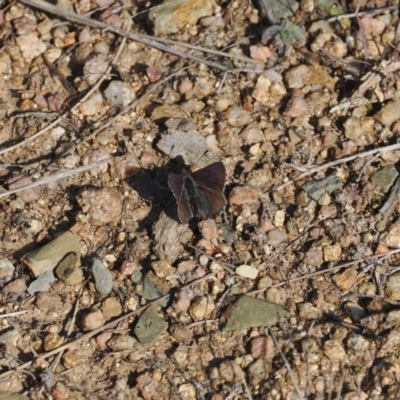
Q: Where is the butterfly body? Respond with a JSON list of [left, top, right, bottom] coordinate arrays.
[[168, 161, 226, 224]]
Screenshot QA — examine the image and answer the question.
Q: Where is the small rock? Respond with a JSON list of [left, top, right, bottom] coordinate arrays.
[[179, 383, 197, 399], [82, 309, 106, 330], [302, 175, 342, 202], [79, 92, 103, 116], [322, 340, 346, 362], [14, 15, 37, 35], [323, 243, 342, 261], [343, 116, 375, 146], [172, 345, 189, 367], [55, 252, 83, 285], [318, 192, 331, 206], [297, 302, 319, 319], [274, 210, 285, 227], [218, 360, 244, 383], [249, 45, 272, 61], [347, 333, 369, 351], [151, 260, 175, 279], [224, 106, 251, 127], [332, 267, 357, 291], [96, 331, 112, 351], [0, 259, 15, 282], [376, 99, 400, 126], [285, 65, 334, 89], [82, 150, 109, 177], [189, 296, 215, 321], [83, 54, 108, 84], [101, 297, 123, 320], [236, 265, 259, 279], [50, 381, 70, 400], [251, 336, 274, 360], [27, 270, 56, 295], [146, 65, 162, 83], [141, 271, 169, 301], [199, 219, 219, 240], [285, 89, 310, 118], [248, 359, 270, 385], [113, 155, 141, 179], [303, 250, 323, 267], [169, 324, 193, 344], [104, 80, 135, 107], [252, 74, 271, 104], [15, 32, 46, 61], [172, 289, 193, 314], [78, 187, 123, 226], [3, 278, 27, 294], [0, 391, 30, 400], [229, 186, 261, 205], [44, 333, 64, 351], [92, 259, 113, 295], [371, 165, 399, 193], [134, 305, 168, 346], [108, 334, 137, 351], [268, 229, 287, 247], [342, 140, 358, 155], [222, 296, 289, 331], [387, 273, 400, 301], [241, 125, 265, 145], [380, 221, 400, 248]]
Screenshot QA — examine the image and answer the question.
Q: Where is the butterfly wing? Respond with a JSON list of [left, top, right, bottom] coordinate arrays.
[[195, 185, 226, 220], [191, 162, 226, 192], [168, 172, 193, 224]]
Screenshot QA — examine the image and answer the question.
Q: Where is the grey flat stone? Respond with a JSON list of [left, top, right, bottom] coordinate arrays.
[[222, 296, 290, 332]]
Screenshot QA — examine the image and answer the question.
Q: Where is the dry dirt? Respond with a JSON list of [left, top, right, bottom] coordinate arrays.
[[1, 0, 400, 399]]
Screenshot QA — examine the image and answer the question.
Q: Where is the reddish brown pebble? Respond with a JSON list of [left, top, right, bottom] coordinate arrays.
[[342, 140, 358, 155], [3, 278, 27, 294], [96, 331, 112, 351], [50, 381, 70, 400], [199, 219, 219, 240], [251, 336, 275, 360], [140, 151, 155, 168], [229, 186, 262, 205], [249, 44, 272, 61], [146, 65, 162, 82]]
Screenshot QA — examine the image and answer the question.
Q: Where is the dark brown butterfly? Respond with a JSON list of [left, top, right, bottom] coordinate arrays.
[[168, 161, 226, 224]]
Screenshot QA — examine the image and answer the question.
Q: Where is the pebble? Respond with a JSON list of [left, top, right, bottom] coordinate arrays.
[[332, 267, 357, 291], [241, 125, 265, 145], [27, 270, 56, 295], [3, 278, 27, 294], [50, 381, 70, 400], [236, 265, 259, 279], [189, 296, 215, 321], [172, 289, 193, 314], [44, 332, 64, 351], [248, 359, 270, 385], [96, 331, 112, 351], [0, 391, 29, 400], [104, 80, 135, 107], [101, 297, 122, 320], [79, 92, 104, 116], [322, 340, 346, 362], [249, 45, 272, 61], [14, 15, 37, 35], [285, 89, 310, 118], [113, 155, 141, 179], [386, 273, 400, 301], [274, 210, 285, 227], [224, 106, 251, 127], [0, 259, 15, 282], [303, 250, 323, 267], [268, 229, 287, 247], [55, 252, 83, 285], [169, 324, 193, 344], [108, 334, 137, 351], [252, 74, 271, 104], [134, 305, 168, 346], [83, 54, 108, 84], [347, 333, 369, 351], [92, 259, 113, 295], [141, 271, 169, 301], [222, 296, 289, 331], [229, 185, 261, 205], [380, 221, 400, 248], [342, 140, 358, 155], [302, 175, 342, 202], [151, 260, 175, 279], [251, 336, 274, 360], [82, 309, 106, 330], [371, 164, 399, 193], [285, 65, 334, 90], [323, 243, 342, 261], [178, 383, 197, 399], [376, 99, 400, 126], [15, 33, 46, 61], [343, 116, 375, 146], [78, 187, 123, 226], [297, 302, 319, 319]]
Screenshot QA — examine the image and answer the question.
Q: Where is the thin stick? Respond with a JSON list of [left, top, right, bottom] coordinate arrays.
[[272, 141, 400, 193], [327, 5, 398, 22], [0, 158, 110, 199], [0, 310, 30, 318], [188, 245, 236, 274], [0, 273, 215, 380]]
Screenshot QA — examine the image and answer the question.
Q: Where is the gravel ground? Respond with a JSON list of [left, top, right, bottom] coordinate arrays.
[[1, 0, 400, 399]]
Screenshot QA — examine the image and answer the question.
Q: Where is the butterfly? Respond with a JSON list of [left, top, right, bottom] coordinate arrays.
[[168, 161, 226, 224]]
